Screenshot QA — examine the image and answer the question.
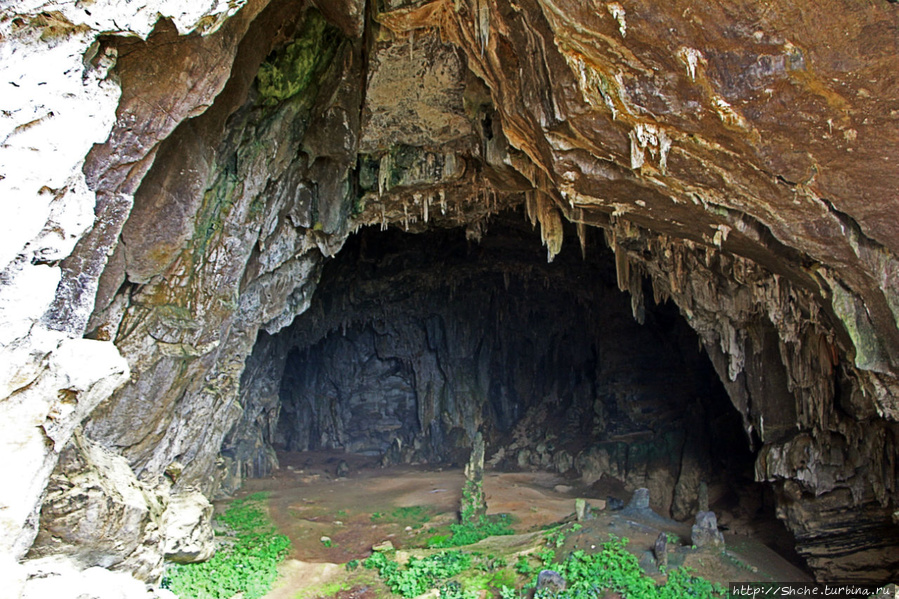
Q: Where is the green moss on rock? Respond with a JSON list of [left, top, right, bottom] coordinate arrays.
[[256, 10, 343, 105]]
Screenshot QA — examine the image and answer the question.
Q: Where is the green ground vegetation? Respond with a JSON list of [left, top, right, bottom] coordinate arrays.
[[370, 505, 433, 527], [428, 513, 516, 548], [161, 492, 291, 599], [362, 529, 726, 599]]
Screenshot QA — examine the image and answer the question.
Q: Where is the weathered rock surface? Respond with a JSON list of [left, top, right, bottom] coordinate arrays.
[[0, 339, 129, 561], [1, 0, 898, 587], [160, 492, 214, 564], [28, 431, 165, 579], [691, 511, 726, 550]]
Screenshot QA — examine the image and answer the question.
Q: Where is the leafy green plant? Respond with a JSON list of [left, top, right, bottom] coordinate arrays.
[[363, 550, 473, 598], [499, 585, 519, 599], [514, 555, 536, 576], [474, 555, 507, 572], [531, 535, 727, 599], [161, 492, 291, 599], [439, 581, 479, 599], [536, 547, 557, 568], [545, 530, 567, 548], [656, 567, 725, 599], [346, 559, 360, 571]]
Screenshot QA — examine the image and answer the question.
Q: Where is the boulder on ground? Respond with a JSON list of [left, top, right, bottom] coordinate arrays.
[[691, 511, 725, 549]]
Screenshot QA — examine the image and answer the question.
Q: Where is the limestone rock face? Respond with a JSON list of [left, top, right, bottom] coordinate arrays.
[[0, 339, 129, 561], [28, 432, 165, 581], [160, 492, 215, 564], [1, 0, 899, 587]]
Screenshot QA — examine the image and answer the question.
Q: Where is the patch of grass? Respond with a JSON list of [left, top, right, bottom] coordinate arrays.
[[426, 533, 452, 548], [487, 569, 518, 590], [430, 514, 515, 548], [392, 505, 432, 525], [161, 492, 291, 599], [296, 580, 351, 599], [370, 505, 433, 527]]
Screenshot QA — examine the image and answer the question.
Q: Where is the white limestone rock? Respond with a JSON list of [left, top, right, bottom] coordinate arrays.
[[21, 555, 160, 599], [161, 491, 215, 564], [0, 339, 129, 560], [27, 431, 164, 578]]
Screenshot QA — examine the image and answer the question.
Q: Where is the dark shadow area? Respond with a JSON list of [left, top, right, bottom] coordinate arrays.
[[231, 210, 803, 570]]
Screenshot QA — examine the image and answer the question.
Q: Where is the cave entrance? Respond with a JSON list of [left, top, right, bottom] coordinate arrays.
[[233, 211, 800, 567]]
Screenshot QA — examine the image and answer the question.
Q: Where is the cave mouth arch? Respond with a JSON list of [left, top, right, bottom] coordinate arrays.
[[230, 210, 801, 565]]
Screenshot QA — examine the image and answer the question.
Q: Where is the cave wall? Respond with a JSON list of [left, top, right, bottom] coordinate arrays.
[[229, 222, 742, 525], [1, 0, 898, 590]]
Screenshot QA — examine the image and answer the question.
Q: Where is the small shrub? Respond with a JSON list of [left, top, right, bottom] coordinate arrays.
[[514, 555, 536, 576]]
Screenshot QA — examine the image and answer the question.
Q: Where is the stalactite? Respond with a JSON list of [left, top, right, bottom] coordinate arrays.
[[535, 191, 563, 262], [629, 265, 645, 325], [477, 0, 490, 56], [614, 239, 629, 294], [525, 189, 538, 228], [576, 216, 587, 260], [378, 152, 390, 196]]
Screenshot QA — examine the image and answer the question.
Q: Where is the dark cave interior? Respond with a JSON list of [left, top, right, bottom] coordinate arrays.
[[233, 211, 804, 567]]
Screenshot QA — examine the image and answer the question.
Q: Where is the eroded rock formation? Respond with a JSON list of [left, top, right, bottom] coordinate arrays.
[[1, 0, 898, 592]]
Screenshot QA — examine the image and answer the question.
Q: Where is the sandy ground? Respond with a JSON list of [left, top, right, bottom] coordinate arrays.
[[233, 451, 810, 599]]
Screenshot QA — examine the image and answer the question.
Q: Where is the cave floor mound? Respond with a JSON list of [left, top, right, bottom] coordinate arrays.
[[232, 451, 810, 599]]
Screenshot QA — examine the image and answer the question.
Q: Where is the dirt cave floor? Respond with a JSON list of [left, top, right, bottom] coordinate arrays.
[[231, 451, 812, 599]]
